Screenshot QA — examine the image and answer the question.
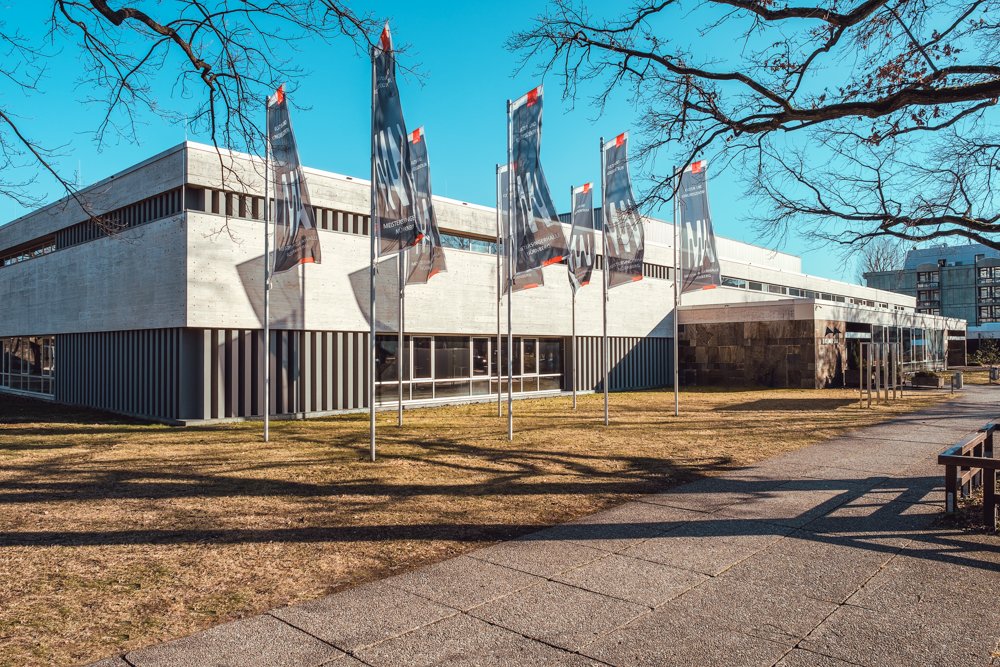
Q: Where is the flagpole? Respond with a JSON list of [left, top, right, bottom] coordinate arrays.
[[495, 164, 503, 417], [672, 165, 680, 417], [263, 97, 271, 443], [369, 46, 377, 462], [570, 184, 577, 411], [600, 137, 609, 427], [398, 249, 404, 426], [506, 100, 514, 442]]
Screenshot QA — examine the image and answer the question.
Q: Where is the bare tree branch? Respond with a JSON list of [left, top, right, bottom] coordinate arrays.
[[511, 0, 1000, 252]]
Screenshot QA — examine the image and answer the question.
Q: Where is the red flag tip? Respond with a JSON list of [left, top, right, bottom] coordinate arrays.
[[702, 284, 717, 290], [691, 160, 705, 173], [274, 84, 285, 104], [527, 87, 540, 106], [379, 23, 391, 50], [410, 128, 423, 143], [615, 133, 626, 147], [582, 183, 592, 193]]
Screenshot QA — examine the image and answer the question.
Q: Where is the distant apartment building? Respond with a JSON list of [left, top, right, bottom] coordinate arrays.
[[864, 242, 1000, 348]]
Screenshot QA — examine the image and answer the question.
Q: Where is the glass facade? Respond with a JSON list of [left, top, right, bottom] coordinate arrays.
[[1, 336, 55, 395], [374, 334, 563, 403]]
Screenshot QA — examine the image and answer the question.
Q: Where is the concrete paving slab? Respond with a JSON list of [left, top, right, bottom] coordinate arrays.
[[552, 553, 708, 607], [639, 476, 785, 513], [800, 602, 997, 667], [125, 614, 342, 667], [619, 516, 792, 576], [468, 579, 648, 652], [772, 648, 863, 666], [846, 548, 1000, 615], [355, 613, 600, 667], [716, 484, 867, 528], [801, 491, 942, 545], [270, 580, 456, 653], [720, 531, 896, 603], [668, 575, 838, 645], [386, 556, 544, 611], [582, 606, 790, 667], [468, 533, 608, 577], [542, 501, 701, 553]]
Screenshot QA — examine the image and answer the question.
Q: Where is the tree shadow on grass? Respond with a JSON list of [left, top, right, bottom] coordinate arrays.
[[718, 398, 860, 412]]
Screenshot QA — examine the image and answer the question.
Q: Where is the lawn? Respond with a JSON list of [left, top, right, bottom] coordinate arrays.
[[0, 387, 948, 667]]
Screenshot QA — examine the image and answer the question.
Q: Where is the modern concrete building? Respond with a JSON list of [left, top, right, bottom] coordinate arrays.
[[0, 142, 964, 422], [864, 243, 1000, 349]]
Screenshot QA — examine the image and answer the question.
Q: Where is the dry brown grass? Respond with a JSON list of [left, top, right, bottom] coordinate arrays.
[[0, 387, 948, 667]]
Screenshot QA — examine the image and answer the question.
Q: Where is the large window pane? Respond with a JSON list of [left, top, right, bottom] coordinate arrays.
[[523, 339, 538, 375], [539, 339, 562, 374], [539, 375, 562, 391], [497, 337, 522, 376], [435, 337, 470, 379], [435, 380, 470, 398], [375, 335, 399, 383], [413, 337, 432, 378], [472, 338, 489, 376], [412, 382, 433, 400]]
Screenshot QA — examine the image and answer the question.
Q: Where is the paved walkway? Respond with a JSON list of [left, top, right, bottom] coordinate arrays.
[[91, 387, 1000, 667]]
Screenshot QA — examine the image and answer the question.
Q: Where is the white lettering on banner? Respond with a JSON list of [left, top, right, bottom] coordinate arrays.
[[683, 217, 718, 270], [279, 171, 304, 243]]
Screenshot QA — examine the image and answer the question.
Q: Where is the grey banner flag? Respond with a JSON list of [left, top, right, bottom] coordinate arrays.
[[511, 86, 566, 276], [373, 23, 420, 256], [568, 183, 596, 293], [499, 163, 544, 292], [267, 85, 322, 274], [405, 127, 447, 284], [678, 160, 721, 293], [602, 133, 644, 288]]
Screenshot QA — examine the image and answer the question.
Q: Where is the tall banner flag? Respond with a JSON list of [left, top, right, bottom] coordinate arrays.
[[499, 163, 544, 292], [568, 183, 596, 293], [602, 133, 644, 288], [267, 85, 322, 273], [405, 127, 447, 284], [373, 24, 420, 256], [511, 86, 566, 275], [678, 160, 721, 293]]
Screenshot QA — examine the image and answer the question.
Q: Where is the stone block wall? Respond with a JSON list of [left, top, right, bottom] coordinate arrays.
[[679, 319, 823, 388]]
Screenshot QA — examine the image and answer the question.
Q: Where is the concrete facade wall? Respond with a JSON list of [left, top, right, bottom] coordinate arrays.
[[185, 211, 674, 338], [0, 215, 188, 338], [0, 146, 186, 250]]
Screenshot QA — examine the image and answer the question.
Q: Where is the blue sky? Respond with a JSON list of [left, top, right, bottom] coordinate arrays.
[[0, 1, 852, 281]]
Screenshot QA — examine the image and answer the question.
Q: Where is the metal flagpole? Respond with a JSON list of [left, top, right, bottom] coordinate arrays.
[[263, 97, 272, 443], [496, 164, 503, 417], [600, 137, 609, 427], [398, 249, 404, 426], [572, 291, 578, 411], [672, 165, 680, 417], [570, 184, 577, 411], [369, 47, 377, 462], [506, 101, 514, 441]]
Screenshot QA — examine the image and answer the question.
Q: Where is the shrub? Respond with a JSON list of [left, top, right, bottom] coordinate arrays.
[[971, 339, 1000, 367]]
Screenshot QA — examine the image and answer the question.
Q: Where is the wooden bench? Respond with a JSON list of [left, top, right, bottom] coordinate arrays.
[[938, 423, 999, 526]]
